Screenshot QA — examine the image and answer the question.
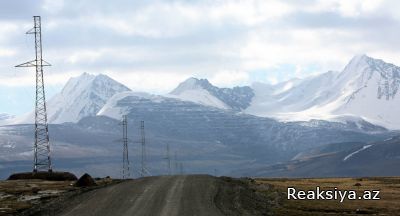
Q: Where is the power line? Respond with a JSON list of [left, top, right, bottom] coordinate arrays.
[[16, 16, 52, 173]]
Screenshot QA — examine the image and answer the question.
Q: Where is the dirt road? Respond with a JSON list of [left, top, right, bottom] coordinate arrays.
[[57, 175, 224, 216]]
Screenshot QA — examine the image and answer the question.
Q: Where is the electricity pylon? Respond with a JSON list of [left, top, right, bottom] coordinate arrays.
[[179, 162, 184, 175], [174, 151, 178, 174], [121, 115, 130, 179], [16, 16, 52, 172], [163, 143, 171, 175], [140, 120, 147, 177]]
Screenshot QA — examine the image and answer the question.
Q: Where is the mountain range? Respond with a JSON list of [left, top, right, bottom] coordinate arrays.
[[0, 54, 399, 178], [247, 55, 400, 129], [167, 54, 400, 130], [4, 54, 400, 130]]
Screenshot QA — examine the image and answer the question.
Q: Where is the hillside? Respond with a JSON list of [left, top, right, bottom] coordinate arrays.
[[235, 136, 400, 177]]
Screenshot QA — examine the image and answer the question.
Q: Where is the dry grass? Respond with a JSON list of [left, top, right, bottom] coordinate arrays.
[[256, 177, 400, 215], [0, 180, 76, 215], [0, 178, 115, 216], [2, 176, 398, 215]]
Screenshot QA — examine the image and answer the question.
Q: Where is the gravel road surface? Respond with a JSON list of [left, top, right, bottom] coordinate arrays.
[[57, 175, 224, 216]]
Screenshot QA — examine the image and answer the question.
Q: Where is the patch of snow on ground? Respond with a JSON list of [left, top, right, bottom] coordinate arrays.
[[343, 145, 373, 161]]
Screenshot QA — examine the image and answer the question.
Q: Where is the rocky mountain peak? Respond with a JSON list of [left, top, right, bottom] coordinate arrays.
[[47, 73, 130, 123], [170, 77, 213, 95]]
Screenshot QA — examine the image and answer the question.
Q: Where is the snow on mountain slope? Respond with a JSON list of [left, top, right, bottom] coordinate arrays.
[[97, 91, 166, 119], [330, 55, 400, 129], [160, 55, 400, 129], [167, 78, 229, 110], [246, 77, 309, 116], [245, 55, 400, 129], [15, 73, 130, 124], [167, 77, 254, 110], [343, 144, 372, 161], [47, 73, 130, 123], [6, 54, 400, 129]]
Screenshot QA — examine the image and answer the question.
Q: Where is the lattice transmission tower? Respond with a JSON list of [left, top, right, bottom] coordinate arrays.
[[121, 115, 130, 179], [164, 143, 171, 175], [140, 120, 147, 177], [179, 162, 184, 175], [16, 16, 52, 172], [174, 151, 178, 174]]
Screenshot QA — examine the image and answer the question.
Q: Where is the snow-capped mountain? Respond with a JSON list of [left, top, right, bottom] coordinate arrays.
[[97, 91, 164, 119], [15, 73, 130, 124], [1, 61, 397, 178], [167, 77, 254, 111], [0, 96, 392, 178], [47, 72, 130, 123], [96, 89, 389, 164], [332, 55, 400, 128], [244, 55, 400, 129], [5, 54, 400, 130], [246, 71, 339, 116], [145, 54, 400, 129]]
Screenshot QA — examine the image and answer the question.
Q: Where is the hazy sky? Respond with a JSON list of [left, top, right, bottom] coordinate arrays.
[[1, 0, 400, 115]]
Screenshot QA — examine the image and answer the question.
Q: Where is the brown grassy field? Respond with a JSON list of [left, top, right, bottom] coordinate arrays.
[[0, 178, 115, 216], [1, 176, 399, 215], [0, 180, 76, 215], [256, 177, 400, 215]]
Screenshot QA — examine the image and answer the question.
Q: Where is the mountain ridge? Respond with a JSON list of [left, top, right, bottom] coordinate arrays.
[[4, 54, 400, 129], [1, 55, 399, 178], [168, 77, 254, 111], [13, 73, 130, 124], [244, 54, 400, 129]]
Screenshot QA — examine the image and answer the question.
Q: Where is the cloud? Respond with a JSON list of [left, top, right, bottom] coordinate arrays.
[[0, 69, 81, 87], [106, 70, 188, 94], [208, 0, 293, 26], [42, 0, 64, 13], [66, 49, 104, 64], [210, 70, 250, 87], [0, 48, 16, 57]]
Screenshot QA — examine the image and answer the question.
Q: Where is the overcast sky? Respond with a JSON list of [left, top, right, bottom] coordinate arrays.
[[1, 0, 400, 115]]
